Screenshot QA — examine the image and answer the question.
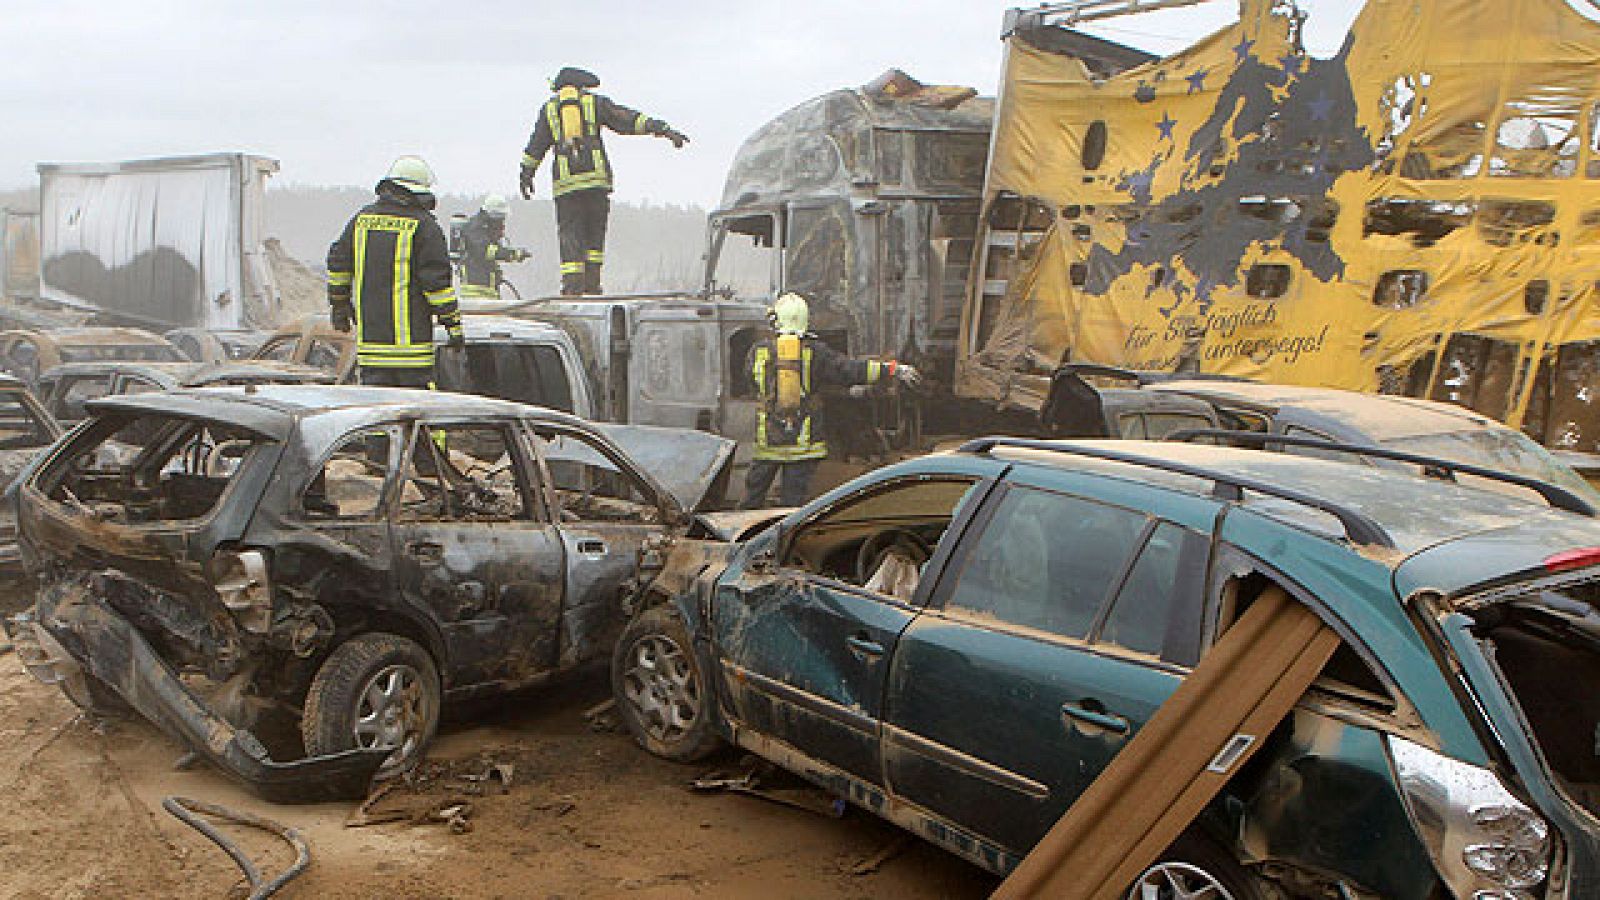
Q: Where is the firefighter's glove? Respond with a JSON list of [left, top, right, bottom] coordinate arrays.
[[446, 326, 466, 349], [847, 384, 873, 399], [894, 364, 923, 388], [330, 299, 355, 334], [518, 167, 536, 200], [660, 127, 690, 149]]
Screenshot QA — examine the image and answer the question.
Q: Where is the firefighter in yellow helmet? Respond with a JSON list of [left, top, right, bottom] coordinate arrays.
[[742, 292, 921, 509], [456, 194, 529, 303], [518, 66, 688, 295], [326, 155, 463, 388]]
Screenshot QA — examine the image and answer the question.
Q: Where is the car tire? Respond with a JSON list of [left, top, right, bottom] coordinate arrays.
[[301, 633, 440, 778], [1124, 834, 1271, 900], [613, 605, 722, 762]]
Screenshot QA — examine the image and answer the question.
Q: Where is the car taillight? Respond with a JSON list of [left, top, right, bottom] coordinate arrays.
[[1544, 547, 1600, 574]]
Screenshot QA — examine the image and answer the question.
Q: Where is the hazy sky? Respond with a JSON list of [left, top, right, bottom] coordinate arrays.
[[2, 1, 1387, 208]]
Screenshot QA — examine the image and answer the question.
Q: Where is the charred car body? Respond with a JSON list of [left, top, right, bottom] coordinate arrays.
[[6, 386, 732, 801]]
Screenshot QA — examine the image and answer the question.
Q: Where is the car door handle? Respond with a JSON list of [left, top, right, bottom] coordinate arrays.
[[1061, 701, 1131, 736], [846, 633, 885, 659], [577, 539, 607, 555], [407, 541, 444, 565]]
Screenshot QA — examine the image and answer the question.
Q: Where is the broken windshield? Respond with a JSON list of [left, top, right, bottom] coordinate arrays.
[[1383, 429, 1600, 504]]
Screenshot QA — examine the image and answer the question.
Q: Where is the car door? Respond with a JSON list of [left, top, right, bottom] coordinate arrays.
[[388, 418, 565, 689], [882, 482, 1211, 856], [528, 423, 668, 669], [714, 475, 984, 786]]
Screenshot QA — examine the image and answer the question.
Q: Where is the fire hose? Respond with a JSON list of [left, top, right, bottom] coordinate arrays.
[[162, 796, 311, 899]]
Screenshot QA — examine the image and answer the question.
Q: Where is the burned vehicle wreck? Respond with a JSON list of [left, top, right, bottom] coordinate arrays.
[[5, 386, 733, 802]]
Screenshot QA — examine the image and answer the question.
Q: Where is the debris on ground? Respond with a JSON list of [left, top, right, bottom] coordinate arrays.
[[346, 747, 530, 832], [583, 697, 617, 733], [692, 759, 847, 819]]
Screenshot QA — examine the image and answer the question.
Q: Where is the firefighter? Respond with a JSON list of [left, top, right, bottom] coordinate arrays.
[[741, 292, 921, 509], [457, 194, 529, 302], [326, 155, 464, 388], [518, 66, 688, 295]]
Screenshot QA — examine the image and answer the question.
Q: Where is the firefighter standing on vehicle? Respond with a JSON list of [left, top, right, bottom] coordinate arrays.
[[456, 194, 529, 303], [742, 292, 922, 509], [518, 66, 688, 295], [326, 155, 464, 388]]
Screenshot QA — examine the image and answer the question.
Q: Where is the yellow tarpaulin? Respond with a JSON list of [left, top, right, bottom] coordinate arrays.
[[959, 0, 1600, 452]]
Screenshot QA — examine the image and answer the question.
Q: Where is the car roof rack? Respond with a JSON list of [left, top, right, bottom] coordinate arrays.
[[959, 436, 1395, 548], [1056, 363, 1248, 387], [1165, 429, 1598, 518]]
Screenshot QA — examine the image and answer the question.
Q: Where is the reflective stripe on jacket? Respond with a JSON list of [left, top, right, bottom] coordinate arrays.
[[457, 212, 520, 300], [326, 184, 461, 369], [520, 89, 665, 197]]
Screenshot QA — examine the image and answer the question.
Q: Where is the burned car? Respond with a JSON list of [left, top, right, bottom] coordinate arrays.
[[6, 386, 732, 802], [0, 376, 63, 597], [614, 437, 1600, 897], [0, 327, 186, 385], [36, 359, 334, 424]]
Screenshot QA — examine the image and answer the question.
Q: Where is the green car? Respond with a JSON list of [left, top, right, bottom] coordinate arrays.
[[614, 436, 1600, 899]]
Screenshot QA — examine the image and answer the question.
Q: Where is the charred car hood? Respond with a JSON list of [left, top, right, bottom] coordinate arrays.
[[590, 423, 736, 513], [691, 508, 791, 542]]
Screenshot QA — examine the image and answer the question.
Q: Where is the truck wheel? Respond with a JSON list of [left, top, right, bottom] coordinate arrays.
[[1124, 834, 1270, 900], [613, 605, 722, 762], [302, 633, 440, 778]]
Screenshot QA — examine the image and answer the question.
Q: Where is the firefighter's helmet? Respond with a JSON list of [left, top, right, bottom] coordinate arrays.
[[772, 292, 809, 335], [480, 194, 510, 219], [384, 155, 436, 195]]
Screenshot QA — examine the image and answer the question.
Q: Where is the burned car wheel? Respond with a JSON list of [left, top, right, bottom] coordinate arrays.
[[1125, 836, 1267, 900], [302, 633, 440, 778], [613, 606, 721, 762]]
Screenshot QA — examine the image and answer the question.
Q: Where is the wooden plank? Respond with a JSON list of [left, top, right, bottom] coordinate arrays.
[[992, 585, 1340, 900]]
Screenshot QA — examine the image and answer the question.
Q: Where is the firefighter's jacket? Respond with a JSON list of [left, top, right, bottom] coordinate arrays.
[[326, 184, 461, 370], [750, 335, 891, 462], [521, 89, 666, 196], [457, 213, 521, 301]]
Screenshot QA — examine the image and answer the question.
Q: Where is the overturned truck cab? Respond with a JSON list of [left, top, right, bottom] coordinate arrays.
[[4, 385, 733, 802]]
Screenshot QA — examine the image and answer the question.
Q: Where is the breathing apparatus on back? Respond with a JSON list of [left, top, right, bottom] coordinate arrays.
[[770, 293, 810, 417]]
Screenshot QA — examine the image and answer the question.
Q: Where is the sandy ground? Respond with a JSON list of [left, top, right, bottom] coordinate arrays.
[[0, 658, 997, 899]]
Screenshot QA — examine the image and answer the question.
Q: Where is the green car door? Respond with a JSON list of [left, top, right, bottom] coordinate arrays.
[[882, 481, 1213, 856]]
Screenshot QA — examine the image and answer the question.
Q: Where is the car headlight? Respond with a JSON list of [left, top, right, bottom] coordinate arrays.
[[1386, 735, 1552, 898]]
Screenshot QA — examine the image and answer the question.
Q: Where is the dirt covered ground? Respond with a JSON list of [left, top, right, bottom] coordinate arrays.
[[0, 659, 997, 899]]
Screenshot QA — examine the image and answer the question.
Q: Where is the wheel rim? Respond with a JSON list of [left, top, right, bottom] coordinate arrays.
[[621, 633, 700, 743], [353, 663, 427, 769], [1129, 861, 1237, 900]]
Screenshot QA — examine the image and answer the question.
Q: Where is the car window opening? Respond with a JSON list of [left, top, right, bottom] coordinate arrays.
[[1474, 574, 1600, 818], [537, 428, 660, 524], [397, 423, 533, 523], [43, 413, 268, 525], [784, 477, 981, 603]]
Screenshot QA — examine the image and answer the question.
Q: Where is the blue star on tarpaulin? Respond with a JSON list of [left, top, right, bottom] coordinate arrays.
[[1307, 93, 1335, 122], [1278, 53, 1302, 76], [1185, 69, 1208, 94], [1232, 37, 1255, 63], [1156, 113, 1177, 141]]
